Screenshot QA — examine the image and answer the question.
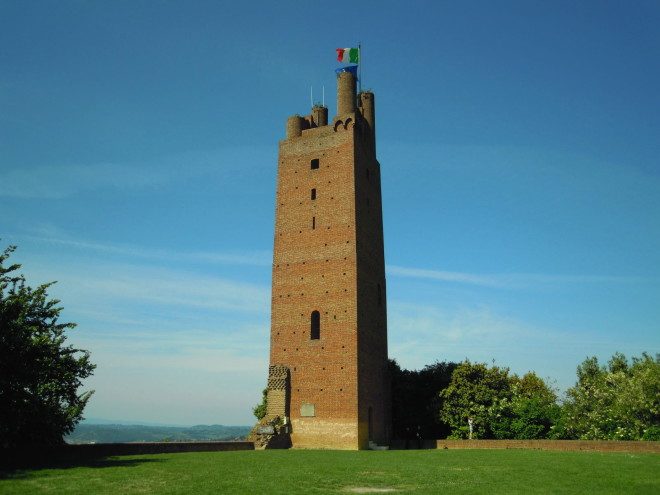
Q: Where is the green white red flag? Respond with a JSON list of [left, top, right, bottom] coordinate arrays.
[[336, 47, 359, 64]]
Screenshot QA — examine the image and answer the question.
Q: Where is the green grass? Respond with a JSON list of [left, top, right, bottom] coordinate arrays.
[[1, 449, 658, 494]]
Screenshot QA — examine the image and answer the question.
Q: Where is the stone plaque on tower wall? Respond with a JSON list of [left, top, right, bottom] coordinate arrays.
[[300, 403, 315, 417]]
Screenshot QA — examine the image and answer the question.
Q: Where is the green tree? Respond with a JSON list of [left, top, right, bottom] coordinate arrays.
[[0, 245, 95, 447], [389, 359, 457, 440], [253, 388, 268, 420], [490, 372, 560, 439], [440, 362, 560, 439], [439, 360, 513, 439], [555, 352, 660, 440]]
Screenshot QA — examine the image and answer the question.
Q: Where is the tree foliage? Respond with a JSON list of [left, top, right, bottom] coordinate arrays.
[[490, 372, 560, 440], [439, 360, 513, 439], [439, 361, 559, 439], [390, 359, 457, 440], [0, 245, 95, 447], [253, 388, 268, 420], [397, 351, 657, 441], [554, 352, 660, 440]]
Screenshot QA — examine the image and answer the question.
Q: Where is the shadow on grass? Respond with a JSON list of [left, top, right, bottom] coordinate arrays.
[[0, 455, 165, 480]]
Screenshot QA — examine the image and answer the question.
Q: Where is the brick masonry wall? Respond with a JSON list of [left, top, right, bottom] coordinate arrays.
[[269, 88, 390, 449], [432, 439, 660, 453], [266, 389, 287, 418], [272, 122, 360, 450], [354, 112, 390, 447]]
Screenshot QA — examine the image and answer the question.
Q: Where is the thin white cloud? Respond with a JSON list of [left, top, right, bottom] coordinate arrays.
[[76, 327, 268, 374], [0, 163, 175, 199], [387, 265, 503, 287], [386, 300, 647, 393], [11, 231, 637, 287], [388, 302, 527, 350], [20, 232, 271, 267], [34, 261, 270, 314], [76, 327, 269, 425], [386, 264, 637, 289], [16, 253, 272, 425], [0, 146, 274, 199]]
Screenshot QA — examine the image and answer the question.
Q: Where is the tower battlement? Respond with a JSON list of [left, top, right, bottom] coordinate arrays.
[[285, 72, 376, 151], [263, 69, 390, 450]]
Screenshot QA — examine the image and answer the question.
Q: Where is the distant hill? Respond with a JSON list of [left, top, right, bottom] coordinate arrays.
[[66, 423, 252, 444], [80, 417, 188, 427]]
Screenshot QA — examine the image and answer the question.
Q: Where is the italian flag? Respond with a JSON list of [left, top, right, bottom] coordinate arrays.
[[336, 47, 359, 64]]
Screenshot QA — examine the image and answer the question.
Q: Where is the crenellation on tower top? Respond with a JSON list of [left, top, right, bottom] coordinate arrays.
[[283, 72, 376, 149], [285, 106, 330, 138]]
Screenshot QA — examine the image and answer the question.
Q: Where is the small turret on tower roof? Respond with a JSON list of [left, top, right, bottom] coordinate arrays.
[[311, 105, 328, 127], [336, 71, 357, 118]]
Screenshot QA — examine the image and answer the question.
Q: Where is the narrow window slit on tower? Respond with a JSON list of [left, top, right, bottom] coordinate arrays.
[[312, 216, 316, 229], [310, 311, 320, 340], [311, 188, 317, 200], [311, 158, 320, 170]]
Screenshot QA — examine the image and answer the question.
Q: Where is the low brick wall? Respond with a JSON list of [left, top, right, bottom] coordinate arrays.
[[434, 439, 660, 453], [1, 441, 255, 468]]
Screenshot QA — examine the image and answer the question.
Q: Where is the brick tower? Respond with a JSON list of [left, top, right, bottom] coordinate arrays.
[[264, 70, 389, 450]]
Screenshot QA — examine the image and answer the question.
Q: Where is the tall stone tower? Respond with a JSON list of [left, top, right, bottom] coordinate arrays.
[[264, 70, 389, 450]]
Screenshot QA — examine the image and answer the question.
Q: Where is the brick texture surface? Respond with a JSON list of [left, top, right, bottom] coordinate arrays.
[[433, 439, 660, 453], [265, 72, 390, 450]]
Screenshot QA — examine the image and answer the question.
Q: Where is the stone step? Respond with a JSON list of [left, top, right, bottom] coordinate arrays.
[[368, 441, 389, 451]]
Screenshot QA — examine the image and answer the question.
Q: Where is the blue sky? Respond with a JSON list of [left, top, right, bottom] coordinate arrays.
[[1, 1, 659, 426]]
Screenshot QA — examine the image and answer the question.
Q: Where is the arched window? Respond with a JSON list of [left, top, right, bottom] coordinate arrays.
[[311, 188, 317, 200], [311, 158, 319, 170], [310, 310, 320, 340]]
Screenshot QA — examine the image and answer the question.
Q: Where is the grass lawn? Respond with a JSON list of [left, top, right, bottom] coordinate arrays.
[[1, 449, 658, 494]]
